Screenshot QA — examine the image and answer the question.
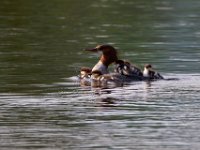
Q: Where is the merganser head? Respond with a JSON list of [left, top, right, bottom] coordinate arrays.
[[85, 44, 118, 67]]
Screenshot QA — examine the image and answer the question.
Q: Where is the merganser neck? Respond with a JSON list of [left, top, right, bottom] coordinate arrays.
[[92, 61, 108, 74], [143, 68, 149, 77], [100, 55, 115, 67]]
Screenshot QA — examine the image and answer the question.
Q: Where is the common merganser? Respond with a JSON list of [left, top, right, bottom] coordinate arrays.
[[143, 64, 164, 80], [79, 44, 121, 85]]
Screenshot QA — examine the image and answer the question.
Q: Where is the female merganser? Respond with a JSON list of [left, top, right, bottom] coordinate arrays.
[[143, 64, 164, 80], [79, 44, 122, 85], [85, 44, 126, 83]]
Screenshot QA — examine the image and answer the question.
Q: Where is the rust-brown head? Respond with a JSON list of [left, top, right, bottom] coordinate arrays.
[[85, 44, 118, 67]]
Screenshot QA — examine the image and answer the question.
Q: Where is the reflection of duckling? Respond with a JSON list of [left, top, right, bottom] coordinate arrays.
[[143, 64, 164, 80], [114, 59, 143, 80]]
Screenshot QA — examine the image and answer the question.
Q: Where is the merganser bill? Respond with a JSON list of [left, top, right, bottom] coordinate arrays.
[[143, 64, 164, 80]]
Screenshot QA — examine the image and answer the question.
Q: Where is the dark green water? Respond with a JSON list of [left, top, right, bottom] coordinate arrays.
[[1, 0, 200, 149]]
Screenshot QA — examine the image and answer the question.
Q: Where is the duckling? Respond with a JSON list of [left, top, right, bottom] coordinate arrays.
[[114, 59, 143, 80], [79, 67, 92, 79], [143, 64, 164, 80]]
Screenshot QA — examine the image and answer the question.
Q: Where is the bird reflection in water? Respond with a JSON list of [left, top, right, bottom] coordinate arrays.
[[97, 97, 117, 107], [91, 87, 119, 107]]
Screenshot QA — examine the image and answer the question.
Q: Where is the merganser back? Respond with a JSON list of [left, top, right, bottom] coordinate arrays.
[[143, 64, 164, 80]]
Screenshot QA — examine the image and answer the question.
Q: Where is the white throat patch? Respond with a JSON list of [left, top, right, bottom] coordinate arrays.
[[92, 61, 108, 74], [143, 68, 149, 77]]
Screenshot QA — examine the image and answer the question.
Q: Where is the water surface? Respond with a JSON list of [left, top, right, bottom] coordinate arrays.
[[0, 0, 200, 149]]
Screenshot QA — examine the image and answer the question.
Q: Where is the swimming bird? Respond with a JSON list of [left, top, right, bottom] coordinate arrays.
[[143, 64, 164, 80], [80, 44, 122, 85], [114, 59, 143, 80], [78, 67, 92, 86], [79, 67, 92, 79]]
